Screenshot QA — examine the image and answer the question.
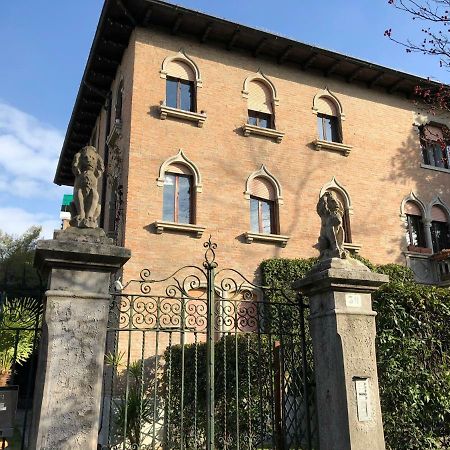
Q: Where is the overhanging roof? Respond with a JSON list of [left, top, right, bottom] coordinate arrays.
[[55, 0, 443, 186]]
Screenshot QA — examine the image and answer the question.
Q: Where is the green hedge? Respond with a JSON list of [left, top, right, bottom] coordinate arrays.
[[260, 257, 450, 450]]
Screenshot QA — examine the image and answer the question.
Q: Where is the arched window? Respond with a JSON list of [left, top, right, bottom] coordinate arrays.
[[247, 80, 274, 129], [249, 176, 278, 234], [313, 88, 344, 143], [316, 97, 341, 142], [404, 201, 427, 249], [165, 60, 196, 112], [115, 80, 124, 124], [162, 163, 194, 224], [245, 166, 283, 236], [430, 205, 450, 252]]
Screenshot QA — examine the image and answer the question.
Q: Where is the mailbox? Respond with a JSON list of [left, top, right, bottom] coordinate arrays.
[[0, 386, 19, 438]]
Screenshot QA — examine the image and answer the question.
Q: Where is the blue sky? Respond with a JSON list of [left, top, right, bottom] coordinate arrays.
[[0, 0, 446, 237]]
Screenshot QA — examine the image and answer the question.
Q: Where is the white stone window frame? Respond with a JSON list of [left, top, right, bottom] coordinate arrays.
[[159, 49, 203, 88], [243, 165, 289, 247], [159, 50, 206, 126], [154, 149, 204, 238], [400, 192, 430, 251], [319, 177, 361, 253], [241, 70, 284, 143], [156, 149, 202, 193], [312, 87, 352, 155]]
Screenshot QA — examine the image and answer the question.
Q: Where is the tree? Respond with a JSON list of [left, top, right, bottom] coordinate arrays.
[[385, 0, 450, 113], [0, 226, 44, 296]]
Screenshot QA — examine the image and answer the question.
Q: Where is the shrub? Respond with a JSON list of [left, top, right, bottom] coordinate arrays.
[[260, 256, 450, 450]]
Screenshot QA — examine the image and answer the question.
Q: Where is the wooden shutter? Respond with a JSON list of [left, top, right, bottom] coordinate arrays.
[[316, 97, 338, 116], [249, 177, 275, 200], [431, 205, 448, 222], [248, 81, 273, 114], [405, 201, 422, 216], [167, 163, 192, 176], [166, 60, 195, 81]]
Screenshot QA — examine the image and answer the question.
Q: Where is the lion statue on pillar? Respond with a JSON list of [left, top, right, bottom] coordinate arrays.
[[316, 191, 348, 260], [69, 145, 105, 229]]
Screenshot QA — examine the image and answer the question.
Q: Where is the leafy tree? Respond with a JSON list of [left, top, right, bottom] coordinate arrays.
[[0, 226, 43, 296]]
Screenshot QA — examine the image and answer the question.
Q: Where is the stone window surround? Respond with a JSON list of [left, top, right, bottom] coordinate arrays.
[[159, 49, 203, 88], [244, 165, 289, 245], [400, 192, 450, 254], [241, 70, 284, 142], [159, 49, 205, 126], [157, 149, 202, 193], [312, 87, 350, 154], [154, 150, 205, 237], [153, 220, 205, 238]]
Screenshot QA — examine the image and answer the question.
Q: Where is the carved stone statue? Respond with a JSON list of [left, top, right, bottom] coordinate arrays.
[[316, 191, 348, 260], [69, 145, 105, 229]]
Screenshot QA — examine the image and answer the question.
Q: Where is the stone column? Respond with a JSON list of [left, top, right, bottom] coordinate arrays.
[[423, 218, 434, 250], [294, 257, 388, 450], [29, 228, 130, 450]]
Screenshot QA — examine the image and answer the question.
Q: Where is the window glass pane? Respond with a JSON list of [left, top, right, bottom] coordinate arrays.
[[260, 200, 272, 234], [323, 116, 333, 141], [178, 175, 191, 224], [259, 114, 269, 129], [317, 116, 324, 140], [433, 144, 445, 167], [248, 111, 258, 126], [432, 221, 450, 252], [407, 214, 426, 247], [446, 146, 450, 169], [166, 79, 178, 108], [250, 198, 259, 232], [180, 81, 193, 111], [330, 117, 340, 142], [163, 174, 176, 221]]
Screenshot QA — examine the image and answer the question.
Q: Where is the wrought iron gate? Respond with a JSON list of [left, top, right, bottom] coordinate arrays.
[[99, 239, 317, 449]]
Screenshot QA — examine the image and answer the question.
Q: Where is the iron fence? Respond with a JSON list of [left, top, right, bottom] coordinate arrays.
[[99, 239, 318, 449]]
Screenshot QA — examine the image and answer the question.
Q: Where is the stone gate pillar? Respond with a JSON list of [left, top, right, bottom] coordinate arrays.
[[29, 228, 130, 450], [294, 257, 388, 450]]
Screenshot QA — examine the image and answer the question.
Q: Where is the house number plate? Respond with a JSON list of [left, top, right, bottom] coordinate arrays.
[[346, 293, 362, 308]]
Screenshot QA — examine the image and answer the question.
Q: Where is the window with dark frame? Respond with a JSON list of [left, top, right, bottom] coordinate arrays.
[[431, 220, 450, 253], [115, 81, 124, 124], [250, 196, 276, 234], [406, 214, 427, 248], [166, 76, 196, 112], [247, 110, 273, 129], [422, 142, 450, 169], [317, 113, 341, 142], [163, 172, 193, 224]]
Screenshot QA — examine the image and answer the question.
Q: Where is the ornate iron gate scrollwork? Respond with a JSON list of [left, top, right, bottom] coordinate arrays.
[[98, 238, 318, 449]]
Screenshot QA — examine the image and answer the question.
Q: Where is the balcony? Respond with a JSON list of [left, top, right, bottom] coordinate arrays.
[[405, 249, 450, 286]]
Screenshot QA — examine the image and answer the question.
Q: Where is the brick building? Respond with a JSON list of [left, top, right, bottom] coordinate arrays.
[[55, 0, 450, 286]]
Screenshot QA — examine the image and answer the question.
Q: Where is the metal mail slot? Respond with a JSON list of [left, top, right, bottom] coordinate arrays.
[[0, 386, 19, 438]]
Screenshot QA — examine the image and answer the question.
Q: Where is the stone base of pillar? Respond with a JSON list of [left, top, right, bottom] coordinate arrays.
[[294, 257, 388, 450], [29, 227, 130, 450]]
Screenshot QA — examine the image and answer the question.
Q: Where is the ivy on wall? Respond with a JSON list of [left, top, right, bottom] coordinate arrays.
[[260, 257, 450, 450]]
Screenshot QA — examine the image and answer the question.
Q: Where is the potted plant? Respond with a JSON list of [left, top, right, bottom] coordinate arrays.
[[0, 296, 42, 386]]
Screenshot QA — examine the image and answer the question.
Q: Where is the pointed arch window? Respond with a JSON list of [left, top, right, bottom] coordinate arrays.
[[249, 177, 278, 234], [165, 60, 196, 112], [162, 163, 194, 224], [247, 80, 274, 129], [115, 80, 124, 124], [405, 201, 427, 249], [315, 97, 341, 143], [430, 205, 450, 252]]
